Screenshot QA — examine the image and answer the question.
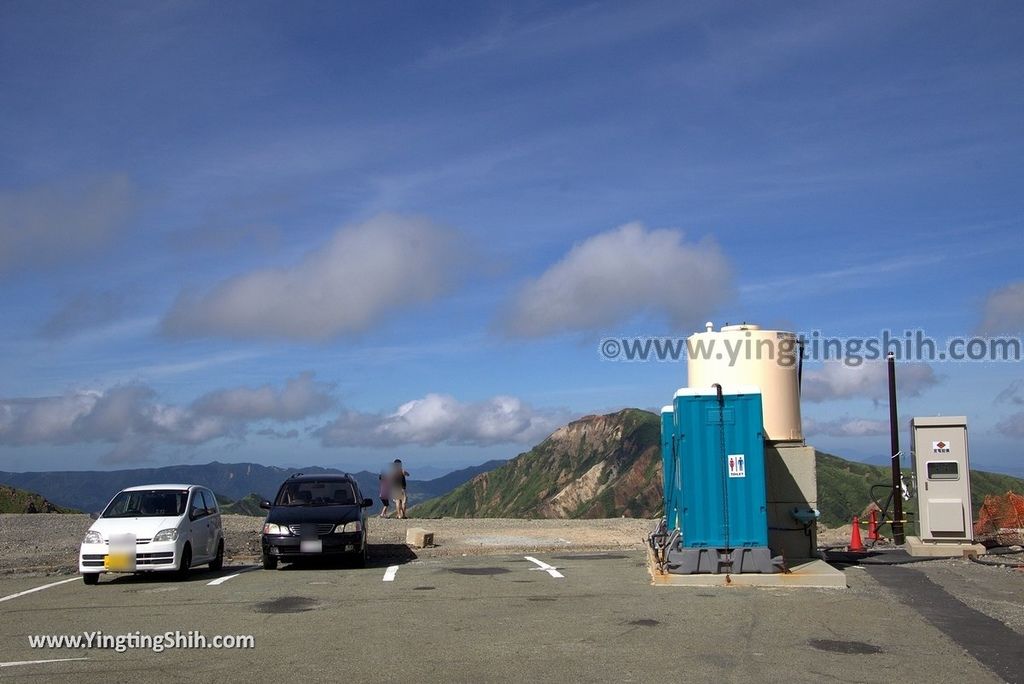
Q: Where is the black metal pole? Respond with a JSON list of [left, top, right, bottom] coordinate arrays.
[[887, 352, 906, 544]]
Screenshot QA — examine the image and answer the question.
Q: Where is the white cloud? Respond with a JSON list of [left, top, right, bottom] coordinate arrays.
[[418, 3, 703, 68], [146, 404, 234, 445], [0, 175, 135, 276], [996, 412, 1024, 438], [162, 214, 462, 340], [38, 290, 130, 339], [0, 373, 332, 454], [978, 281, 1024, 334], [994, 380, 1024, 439], [502, 222, 732, 336], [132, 350, 262, 380], [73, 385, 158, 442], [803, 361, 939, 403], [995, 380, 1024, 406], [317, 393, 569, 447], [740, 254, 944, 301], [0, 386, 230, 447], [100, 435, 155, 466], [256, 428, 300, 440], [193, 372, 334, 421], [804, 416, 889, 437], [0, 393, 99, 445]]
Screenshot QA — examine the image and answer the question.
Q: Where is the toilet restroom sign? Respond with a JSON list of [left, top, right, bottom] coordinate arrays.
[[728, 454, 746, 478]]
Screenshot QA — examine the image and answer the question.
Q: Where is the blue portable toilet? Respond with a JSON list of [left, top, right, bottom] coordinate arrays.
[[661, 384, 779, 574]]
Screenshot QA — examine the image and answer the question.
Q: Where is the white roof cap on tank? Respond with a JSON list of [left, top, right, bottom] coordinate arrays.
[[673, 384, 762, 398]]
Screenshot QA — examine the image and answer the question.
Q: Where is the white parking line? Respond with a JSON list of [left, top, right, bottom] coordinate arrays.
[[0, 577, 80, 604], [206, 566, 258, 586], [524, 556, 564, 579], [0, 658, 89, 668], [382, 565, 399, 582]]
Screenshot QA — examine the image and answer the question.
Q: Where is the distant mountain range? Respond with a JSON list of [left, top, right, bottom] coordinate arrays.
[[413, 409, 1024, 528], [5, 408, 1022, 530], [0, 460, 505, 514]]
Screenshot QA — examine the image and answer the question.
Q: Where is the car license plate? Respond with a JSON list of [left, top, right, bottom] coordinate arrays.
[[300, 540, 322, 553], [104, 552, 136, 571], [105, 533, 136, 571]]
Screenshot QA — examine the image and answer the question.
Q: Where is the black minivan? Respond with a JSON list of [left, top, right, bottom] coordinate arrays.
[[259, 473, 373, 569]]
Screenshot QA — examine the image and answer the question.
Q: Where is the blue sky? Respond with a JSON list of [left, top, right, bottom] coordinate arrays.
[[1, 1, 1023, 476]]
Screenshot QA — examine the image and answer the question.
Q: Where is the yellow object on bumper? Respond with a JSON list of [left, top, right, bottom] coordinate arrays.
[[104, 552, 136, 572]]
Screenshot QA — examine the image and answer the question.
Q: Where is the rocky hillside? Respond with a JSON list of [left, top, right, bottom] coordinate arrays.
[[414, 409, 661, 518], [413, 409, 1024, 527], [0, 484, 77, 513]]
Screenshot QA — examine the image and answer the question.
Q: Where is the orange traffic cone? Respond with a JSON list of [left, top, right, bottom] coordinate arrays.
[[867, 510, 881, 542], [849, 516, 865, 552]]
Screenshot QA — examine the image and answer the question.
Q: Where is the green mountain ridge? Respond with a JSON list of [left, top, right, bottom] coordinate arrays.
[[0, 484, 78, 514], [413, 409, 1024, 528], [221, 492, 268, 516]]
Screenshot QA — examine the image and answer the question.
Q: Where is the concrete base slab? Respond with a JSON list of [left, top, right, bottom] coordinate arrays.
[[903, 536, 985, 558], [649, 552, 847, 588]]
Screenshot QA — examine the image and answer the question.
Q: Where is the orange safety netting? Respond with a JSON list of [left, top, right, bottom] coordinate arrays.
[[974, 491, 1024, 546]]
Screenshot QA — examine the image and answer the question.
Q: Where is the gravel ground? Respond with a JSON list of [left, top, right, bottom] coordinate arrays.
[[3, 513, 1019, 592], [0, 514, 657, 575]]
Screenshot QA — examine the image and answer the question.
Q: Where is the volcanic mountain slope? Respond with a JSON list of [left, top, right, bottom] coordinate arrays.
[[413, 409, 1024, 526], [413, 409, 662, 519]]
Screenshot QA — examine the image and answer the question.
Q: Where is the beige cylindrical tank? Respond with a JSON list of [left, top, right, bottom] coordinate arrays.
[[686, 322, 803, 442]]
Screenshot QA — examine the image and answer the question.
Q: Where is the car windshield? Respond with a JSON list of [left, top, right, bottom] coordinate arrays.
[[275, 481, 356, 506], [102, 490, 188, 518]]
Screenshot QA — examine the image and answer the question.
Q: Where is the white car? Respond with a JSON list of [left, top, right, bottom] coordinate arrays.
[[79, 484, 224, 585]]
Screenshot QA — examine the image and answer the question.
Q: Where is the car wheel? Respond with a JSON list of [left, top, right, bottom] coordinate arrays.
[[209, 540, 224, 571], [82, 573, 99, 585], [262, 553, 278, 570], [176, 544, 192, 580]]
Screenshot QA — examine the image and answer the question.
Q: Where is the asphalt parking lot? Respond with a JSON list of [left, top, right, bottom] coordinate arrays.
[[0, 550, 1020, 683]]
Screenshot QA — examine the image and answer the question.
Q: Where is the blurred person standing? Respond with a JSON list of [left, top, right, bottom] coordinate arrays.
[[378, 473, 391, 518], [391, 459, 410, 519]]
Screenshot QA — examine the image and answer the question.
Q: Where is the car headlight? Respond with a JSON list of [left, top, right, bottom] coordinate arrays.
[[335, 521, 361, 534], [83, 530, 103, 544], [153, 528, 178, 542], [263, 523, 291, 535]]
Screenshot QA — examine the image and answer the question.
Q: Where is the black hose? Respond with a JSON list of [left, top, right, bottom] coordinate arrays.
[[825, 546, 1024, 567], [981, 546, 1024, 556], [854, 555, 948, 565], [823, 550, 949, 565], [969, 555, 1024, 569]]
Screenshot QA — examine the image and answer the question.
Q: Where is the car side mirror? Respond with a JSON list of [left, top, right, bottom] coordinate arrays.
[[361, 498, 373, 508], [89, 511, 99, 520], [259, 500, 272, 510]]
